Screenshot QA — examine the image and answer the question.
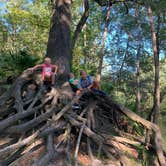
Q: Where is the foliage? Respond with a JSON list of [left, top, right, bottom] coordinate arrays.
[[0, 51, 40, 79], [72, 0, 103, 76], [0, 0, 50, 57]]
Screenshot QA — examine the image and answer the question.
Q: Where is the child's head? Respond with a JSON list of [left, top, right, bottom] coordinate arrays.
[[92, 77, 100, 89], [93, 79, 99, 86], [69, 73, 74, 79], [44, 57, 51, 65], [80, 70, 87, 79]]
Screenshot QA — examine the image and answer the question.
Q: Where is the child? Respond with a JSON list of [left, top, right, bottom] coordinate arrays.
[[29, 57, 58, 85], [80, 70, 93, 89], [90, 77, 106, 96], [80, 71, 106, 96], [68, 73, 82, 95], [90, 78, 101, 90]]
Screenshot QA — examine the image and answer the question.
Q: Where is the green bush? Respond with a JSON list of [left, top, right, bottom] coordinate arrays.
[[101, 81, 114, 94], [0, 51, 40, 80]]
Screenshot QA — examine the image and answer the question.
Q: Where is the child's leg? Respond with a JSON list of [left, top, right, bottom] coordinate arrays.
[[43, 75, 52, 88], [92, 88, 106, 96]]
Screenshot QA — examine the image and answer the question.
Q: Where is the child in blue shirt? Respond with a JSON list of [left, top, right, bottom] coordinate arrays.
[[80, 70, 106, 96], [80, 70, 93, 89]]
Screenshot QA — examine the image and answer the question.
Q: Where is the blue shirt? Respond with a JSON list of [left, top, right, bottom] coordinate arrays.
[[80, 75, 92, 88]]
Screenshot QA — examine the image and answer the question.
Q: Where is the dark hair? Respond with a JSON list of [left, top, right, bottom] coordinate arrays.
[[80, 70, 86, 75]]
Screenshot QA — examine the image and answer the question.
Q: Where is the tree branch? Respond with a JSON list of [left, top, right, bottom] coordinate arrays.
[[71, 0, 89, 50]]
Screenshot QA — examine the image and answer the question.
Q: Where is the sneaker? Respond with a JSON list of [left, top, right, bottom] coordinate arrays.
[[72, 104, 81, 110]]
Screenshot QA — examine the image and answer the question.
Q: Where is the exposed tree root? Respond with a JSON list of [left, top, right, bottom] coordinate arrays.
[[0, 70, 165, 166]]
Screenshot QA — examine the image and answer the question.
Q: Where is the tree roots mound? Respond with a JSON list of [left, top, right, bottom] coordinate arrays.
[[0, 70, 165, 166]]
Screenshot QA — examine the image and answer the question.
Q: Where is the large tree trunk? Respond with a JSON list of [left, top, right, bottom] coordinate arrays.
[[47, 0, 72, 79], [147, 3, 160, 124]]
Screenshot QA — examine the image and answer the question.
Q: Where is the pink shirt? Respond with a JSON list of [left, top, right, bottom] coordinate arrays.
[[41, 64, 54, 79]]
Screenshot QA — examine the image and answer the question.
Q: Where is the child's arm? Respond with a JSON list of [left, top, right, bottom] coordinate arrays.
[[29, 64, 43, 71], [87, 84, 93, 90], [73, 79, 79, 85], [73, 80, 83, 90], [53, 65, 58, 74]]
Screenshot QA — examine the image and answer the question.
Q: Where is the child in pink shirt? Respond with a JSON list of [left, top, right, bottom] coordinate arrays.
[[30, 57, 58, 85]]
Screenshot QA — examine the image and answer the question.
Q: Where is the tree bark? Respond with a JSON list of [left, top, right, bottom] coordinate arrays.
[[47, 0, 72, 79]]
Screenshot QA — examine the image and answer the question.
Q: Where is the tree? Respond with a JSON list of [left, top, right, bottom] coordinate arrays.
[[0, 0, 166, 165], [46, 0, 72, 78], [146, 1, 160, 124], [135, 5, 142, 113]]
